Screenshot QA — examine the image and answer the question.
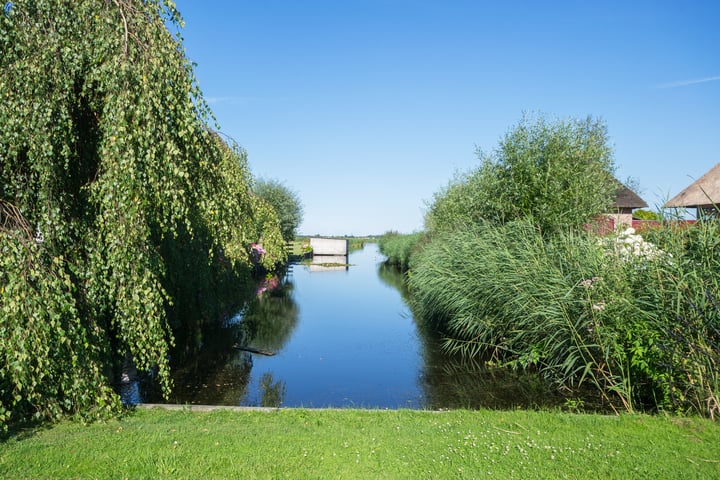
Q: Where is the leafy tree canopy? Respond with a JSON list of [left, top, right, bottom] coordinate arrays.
[[0, 0, 285, 429], [254, 178, 304, 243], [425, 114, 617, 235], [633, 209, 660, 221]]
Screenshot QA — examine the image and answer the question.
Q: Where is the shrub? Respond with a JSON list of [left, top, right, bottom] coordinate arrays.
[[633, 209, 660, 221], [409, 216, 720, 416], [425, 114, 617, 235], [641, 221, 720, 417]]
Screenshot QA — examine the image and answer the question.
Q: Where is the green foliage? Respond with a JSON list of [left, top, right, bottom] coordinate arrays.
[[633, 209, 660, 221], [0, 232, 121, 425], [425, 114, 617, 235], [409, 218, 720, 417], [254, 178, 304, 243], [424, 169, 497, 233], [408, 220, 635, 410], [0, 0, 285, 429], [378, 231, 423, 271], [641, 221, 720, 418]]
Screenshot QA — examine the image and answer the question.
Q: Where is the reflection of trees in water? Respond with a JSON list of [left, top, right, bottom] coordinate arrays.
[[239, 281, 299, 353], [419, 349, 566, 410], [377, 263, 409, 299], [419, 344, 613, 412], [410, 294, 611, 412], [379, 262, 573, 411], [162, 352, 254, 405], [259, 372, 286, 408], [141, 276, 298, 405]]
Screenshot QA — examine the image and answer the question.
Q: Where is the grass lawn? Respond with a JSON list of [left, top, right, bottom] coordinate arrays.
[[1, 407, 718, 479]]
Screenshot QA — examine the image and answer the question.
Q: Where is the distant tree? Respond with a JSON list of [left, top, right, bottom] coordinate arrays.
[[633, 209, 660, 221], [622, 176, 644, 196], [425, 114, 617, 234], [254, 179, 304, 242]]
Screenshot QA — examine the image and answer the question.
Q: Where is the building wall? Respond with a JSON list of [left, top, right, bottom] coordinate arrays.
[[608, 212, 633, 229], [310, 237, 349, 256]]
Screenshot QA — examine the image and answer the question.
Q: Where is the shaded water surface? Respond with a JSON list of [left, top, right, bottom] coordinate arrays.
[[138, 243, 572, 410]]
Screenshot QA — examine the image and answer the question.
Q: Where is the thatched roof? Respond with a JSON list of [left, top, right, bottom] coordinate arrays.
[[610, 183, 647, 209], [665, 163, 720, 208]]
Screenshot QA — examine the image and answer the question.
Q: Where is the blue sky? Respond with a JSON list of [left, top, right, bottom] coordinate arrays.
[[175, 1, 719, 235]]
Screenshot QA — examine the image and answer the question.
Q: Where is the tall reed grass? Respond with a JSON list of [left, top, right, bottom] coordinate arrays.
[[378, 232, 423, 271], [642, 221, 720, 418], [408, 218, 720, 416]]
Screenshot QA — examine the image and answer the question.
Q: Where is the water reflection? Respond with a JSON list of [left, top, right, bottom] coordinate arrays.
[[259, 372, 286, 408], [138, 274, 298, 406], [136, 243, 580, 410], [419, 349, 566, 410], [238, 244, 423, 409], [237, 280, 299, 354], [377, 263, 408, 295], [310, 255, 349, 272]]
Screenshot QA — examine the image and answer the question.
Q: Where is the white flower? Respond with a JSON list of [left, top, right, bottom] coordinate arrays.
[[599, 228, 670, 264]]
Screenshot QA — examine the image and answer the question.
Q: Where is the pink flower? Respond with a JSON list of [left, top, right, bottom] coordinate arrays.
[[251, 243, 267, 255]]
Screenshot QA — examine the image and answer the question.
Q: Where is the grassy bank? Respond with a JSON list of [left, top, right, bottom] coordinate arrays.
[[1, 407, 718, 479]]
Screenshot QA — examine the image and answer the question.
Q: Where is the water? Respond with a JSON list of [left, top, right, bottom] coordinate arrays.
[[243, 244, 422, 408], [136, 243, 571, 410]]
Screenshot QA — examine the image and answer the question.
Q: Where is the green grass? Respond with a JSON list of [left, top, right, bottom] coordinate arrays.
[[1, 407, 719, 479], [288, 238, 312, 257]]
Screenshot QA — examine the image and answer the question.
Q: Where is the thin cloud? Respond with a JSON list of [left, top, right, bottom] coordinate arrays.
[[656, 75, 720, 89], [205, 96, 251, 105]]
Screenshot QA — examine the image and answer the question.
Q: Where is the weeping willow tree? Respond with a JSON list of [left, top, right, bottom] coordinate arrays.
[[0, 0, 285, 428]]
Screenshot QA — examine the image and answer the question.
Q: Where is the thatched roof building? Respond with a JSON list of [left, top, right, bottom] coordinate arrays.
[[603, 181, 648, 230], [611, 183, 648, 211], [665, 163, 720, 217]]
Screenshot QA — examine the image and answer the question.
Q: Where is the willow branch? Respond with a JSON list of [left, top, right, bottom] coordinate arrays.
[[112, 0, 129, 57], [0, 199, 33, 240]]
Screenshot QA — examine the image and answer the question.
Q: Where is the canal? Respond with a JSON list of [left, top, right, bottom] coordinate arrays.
[[135, 243, 566, 410]]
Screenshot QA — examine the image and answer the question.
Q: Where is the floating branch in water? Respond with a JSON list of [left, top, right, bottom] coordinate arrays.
[[233, 344, 276, 356]]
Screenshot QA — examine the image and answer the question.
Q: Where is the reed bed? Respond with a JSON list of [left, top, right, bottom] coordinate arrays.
[[408, 219, 720, 417], [378, 232, 423, 271]]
